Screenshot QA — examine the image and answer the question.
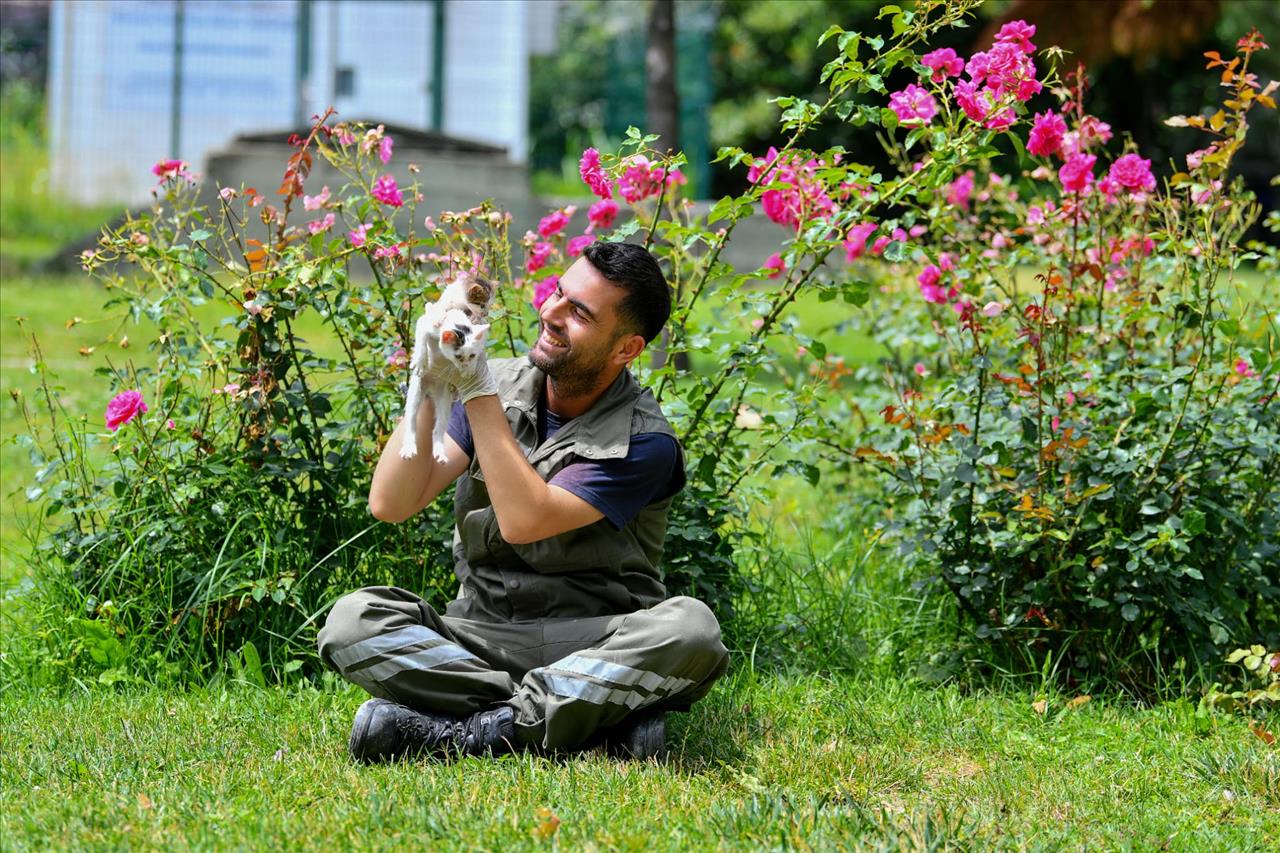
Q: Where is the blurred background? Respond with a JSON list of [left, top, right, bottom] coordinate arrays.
[[2, 0, 1277, 275]]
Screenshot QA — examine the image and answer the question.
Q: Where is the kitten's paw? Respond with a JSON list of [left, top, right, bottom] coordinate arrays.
[[432, 448, 449, 465], [399, 443, 419, 460]]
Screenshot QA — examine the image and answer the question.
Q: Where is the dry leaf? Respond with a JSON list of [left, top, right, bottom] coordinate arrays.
[[1032, 699, 1048, 715], [137, 793, 153, 809], [1066, 695, 1092, 710], [530, 807, 561, 840], [1249, 722, 1276, 746]]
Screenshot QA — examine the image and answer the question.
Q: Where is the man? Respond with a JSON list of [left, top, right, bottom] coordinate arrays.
[[318, 242, 729, 762]]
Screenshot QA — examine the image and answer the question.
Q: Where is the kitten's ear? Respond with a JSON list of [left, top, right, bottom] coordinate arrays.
[[472, 323, 490, 340], [441, 329, 458, 345]]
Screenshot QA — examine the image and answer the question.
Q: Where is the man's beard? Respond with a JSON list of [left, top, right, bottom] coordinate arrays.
[[528, 326, 611, 399]]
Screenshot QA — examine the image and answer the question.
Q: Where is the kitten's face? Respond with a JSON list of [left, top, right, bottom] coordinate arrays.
[[438, 308, 489, 367]]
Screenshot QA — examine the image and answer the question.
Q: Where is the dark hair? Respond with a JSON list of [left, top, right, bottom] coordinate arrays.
[[582, 241, 670, 343]]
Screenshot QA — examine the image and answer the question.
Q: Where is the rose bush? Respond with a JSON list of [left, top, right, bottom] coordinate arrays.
[[9, 1, 1275, 692]]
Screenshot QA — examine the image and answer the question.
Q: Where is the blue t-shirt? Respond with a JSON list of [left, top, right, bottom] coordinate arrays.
[[447, 400, 682, 530]]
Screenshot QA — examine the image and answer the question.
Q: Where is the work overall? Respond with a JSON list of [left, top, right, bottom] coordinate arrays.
[[318, 359, 730, 751]]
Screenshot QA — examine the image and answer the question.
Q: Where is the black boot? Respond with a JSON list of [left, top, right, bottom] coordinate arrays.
[[348, 698, 516, 763], [605, 710, 667, 760]]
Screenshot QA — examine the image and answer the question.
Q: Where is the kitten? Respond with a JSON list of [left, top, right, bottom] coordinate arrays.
[[400, 276, 494, 462]]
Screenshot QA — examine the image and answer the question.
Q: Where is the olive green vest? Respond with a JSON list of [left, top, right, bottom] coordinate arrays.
[[445, 357, 684, 622]]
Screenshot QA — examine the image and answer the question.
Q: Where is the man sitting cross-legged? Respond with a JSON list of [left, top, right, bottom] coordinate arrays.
[[318, 242, 729, 761]]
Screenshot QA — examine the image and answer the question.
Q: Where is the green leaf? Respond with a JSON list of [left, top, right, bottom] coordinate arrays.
[[188, 229, 211, 241], [1121, 604, 1140, 621]]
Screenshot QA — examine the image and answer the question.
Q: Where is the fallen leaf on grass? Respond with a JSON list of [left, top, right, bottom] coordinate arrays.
[[1032, 699, 1048, 715], [1249, 721, 1275, 745], [531, 806, 560, 840], [137, 793, 153, 809], [1066, 695, 1092, 710]]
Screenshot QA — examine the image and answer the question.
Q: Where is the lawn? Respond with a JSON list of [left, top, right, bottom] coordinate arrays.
[[1, 671, 1275, 849]]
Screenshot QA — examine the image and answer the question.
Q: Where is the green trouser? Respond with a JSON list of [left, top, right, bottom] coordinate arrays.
[[317, 586, 730, 751]]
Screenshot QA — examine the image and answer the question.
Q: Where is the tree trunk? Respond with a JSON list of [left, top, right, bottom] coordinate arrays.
[[646, 0, 688, 371]]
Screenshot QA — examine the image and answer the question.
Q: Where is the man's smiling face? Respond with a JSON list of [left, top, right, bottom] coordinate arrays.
[[529, 257, 634, 395]]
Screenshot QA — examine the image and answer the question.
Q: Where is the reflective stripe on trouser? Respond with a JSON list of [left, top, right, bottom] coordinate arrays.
[[317, 586, 729, 750]]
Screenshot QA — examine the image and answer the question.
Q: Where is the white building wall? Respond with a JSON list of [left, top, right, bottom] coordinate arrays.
[[47, 0, 531, 206], [444, 0, 529, 162]]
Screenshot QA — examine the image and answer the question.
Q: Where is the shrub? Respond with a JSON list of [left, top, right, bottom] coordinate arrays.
[[848, 28, 1280, 690]]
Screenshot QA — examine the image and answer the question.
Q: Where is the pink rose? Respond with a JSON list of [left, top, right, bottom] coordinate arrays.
[[533, 275, 559, 309], [947, 170, 975, 210], [525, 241, 553, 274], [105, 390, 147, 431], [371, 175, 403, 207], [579, 148, 613, 200], [1026, 111, 1066, 159], [1059, 153, 1096, 194], [1108, 153, 1156, 194], [538, 207, 576, 238], [888, 83, 938, 126], [303, 186, 330, 211], [587, 199, 619, 232], [307, 213, 335, 235], [379, 136, 394, 165], [843, 222, 878, 261], [763, 253, 786, 279], [566, 234, 595, 257], [921, 48, 964, 82], [152, 159, 192, 183], [347, 223, 371, 248]]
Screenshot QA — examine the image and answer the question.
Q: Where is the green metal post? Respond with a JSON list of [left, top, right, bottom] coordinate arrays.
[[431, 0, 446, 130], [170, 0, 185, 157], [296, 0, 312, 128]]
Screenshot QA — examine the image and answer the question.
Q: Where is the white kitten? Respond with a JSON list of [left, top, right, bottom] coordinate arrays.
[[400, 276, 494, 463]]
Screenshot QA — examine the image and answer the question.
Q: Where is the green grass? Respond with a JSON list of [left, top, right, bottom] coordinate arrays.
[[1, 672, 1274, 849]]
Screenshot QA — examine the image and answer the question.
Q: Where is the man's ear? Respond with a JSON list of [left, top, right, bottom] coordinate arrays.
[[613, 333, 647, 367]]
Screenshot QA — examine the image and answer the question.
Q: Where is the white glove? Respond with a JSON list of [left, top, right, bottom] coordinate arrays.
[[445, 348, 498, 404]]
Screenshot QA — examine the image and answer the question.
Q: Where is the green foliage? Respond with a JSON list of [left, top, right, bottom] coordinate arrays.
[[1204, 645, 1280, 716], [851, 33, 1280, 691]]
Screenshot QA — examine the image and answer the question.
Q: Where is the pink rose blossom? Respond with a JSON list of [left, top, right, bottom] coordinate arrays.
[[579, 148, 612, 199], [909, 224, 928, 238], [748, 147, 837, 231], [1192, 179, 1223, 205], [763, 253, 786, 279], [105, 390, 147, 431], [307, 213, 335, 235], [843, 222, 878, 261], [525, 241, 553, 274], [914, 362, 929, 377], [303, 186, 330, 210], [947, 170, 975, 210], [373, 244, 404, 260], [666, 169, 687, 188], [165, 419, 175, 430], [995, 20, 1037, 53], [1027, 111, 1067, 158], [888, 83, 938, 126], [587, 199, 619, 232], [617, 155, 666, 203], [379, 136, 394, 165], [152, 159, 192, 183], [566, 234, 595, 257], [918, 264, 957, 304], [371, 175, 403, 207], [1235, 358, 1258, 378], [533, 275, 559, 309], [921, 47, 964, 82], [387, 344, 408, 368], [538, 207, 576, 238], [218, 187, 237, 201], [347, 223, 371, 248], [1059, 153, 1096, 194], [981, 301, 1004, 317], [1108, 153, 1156, 194]]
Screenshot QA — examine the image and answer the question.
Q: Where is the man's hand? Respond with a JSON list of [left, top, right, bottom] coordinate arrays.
[[445, 348, 499, 403]]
